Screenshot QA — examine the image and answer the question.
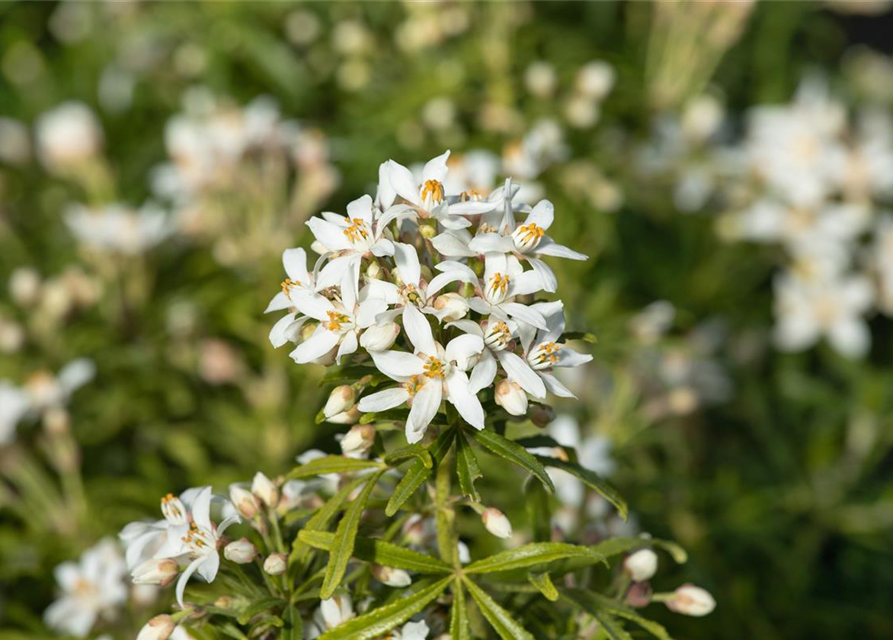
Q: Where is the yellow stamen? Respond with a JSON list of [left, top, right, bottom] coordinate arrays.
[[343, 218, 370, 244], [421, 179, 445, 206], [423, 356, 446, 379], [281, 278, 299, 299], [325, 310, 351, 332]]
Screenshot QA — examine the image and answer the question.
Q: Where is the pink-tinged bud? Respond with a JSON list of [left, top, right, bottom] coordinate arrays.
[[324, 385, 357, 419], [360, 323, 400, 352], [326, 405, 362, 425], [433, 293, 469, 322], [529, 404, 555, 428], [495, 380, 528, 416], [340, 424, 376, 457], [482, 508, 513, 539], [372, 564, 412, 587], [252, 472, 278, 508], [136, 614, 175, 640], [625, 581, 653, 608], [263, 553, 287, 575], [624, 549, 658, 582], [224, 538, 257, 564], [131, 558, 179, 587], [230, 485, 261, 519], [666, 584, 716, 616]]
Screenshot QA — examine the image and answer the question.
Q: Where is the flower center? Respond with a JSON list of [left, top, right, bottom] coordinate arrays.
[[528, 341, 561, 370], [423, 356, 447, 378], [485, 272, 510, 304], [484, 321, 512, 351], [281, 278, 299, 299], [182, 522, 214, 553], [403, 374, 427, 397], [460, 188, 486, 202], [420, 179, 445, 208], [511, 223, 545, 252], [401, 283, 426, 307], [161, 493, 188, 525], [343, 218, 371, 247], [325, 310, 352, 332]]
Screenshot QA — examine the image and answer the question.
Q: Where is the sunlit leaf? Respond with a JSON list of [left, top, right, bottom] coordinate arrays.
[[298, 530, 452, 573], [463, 576, 535, 640], [465, 542, 606, 574], [469, 430, 554, 494], [385, 428, 455, 516]]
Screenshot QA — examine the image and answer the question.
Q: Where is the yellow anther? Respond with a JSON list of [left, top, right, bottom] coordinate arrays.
[[404, 375, 426, 397], [460, 188, 485, 202], [420, 179, 445, 206], [343, 218, 370, 244], [325, 310, 351, 332], [489, 273, 510, 294], [281, 278, 299, 299], [423, 357, 446, 379]]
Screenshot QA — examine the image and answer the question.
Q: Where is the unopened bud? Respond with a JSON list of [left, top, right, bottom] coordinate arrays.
[[224, 538, 257, 564], [131, 558, 179, 587], [327, 405, 362, 424], [372, 564, 412, 587], [360, 322, 400, 352], [252, 472, 278, 508], [325, 385, 357, 418], [263, 553, 287, 575], [419, 221, 437, 239], [340, 424, 376, 456], [624, 549, 658, 582], [136, 614, 175, 640], [433, 293, 469, 322], [529, 404, 556, 428], [625, 581, 653, 608], [495, 380, 528, 416], [482, 507, 512, 539], [366, 261, 383, 280], [230, 485, 261, 519], [666, 584, 716, 617]]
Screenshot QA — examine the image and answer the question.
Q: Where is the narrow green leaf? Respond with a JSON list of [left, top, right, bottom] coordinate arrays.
[[562, 589, 634, 640], [282, 603, 303, 640], [535, 456, 626, 520], [318, 576, 452, 640], [236, 597, 285, 625], [450, 579, 471, 640], [562, 331, 597, 344], [455, 431, 482, 501], [384, 443, 433, 469], [527, 571, 558, 602], [469, 429, 554, 493], [386, 428, 455, 516], [286, 456, 385, 481], [465, 542, 606, 574], [321, 471, 384, 599], [298, 530, 452, 573], [524, 477, 552, 542], [590, 537, 687, 564], [463, 576, 535, 640], [565, 590, 674, 640], [290, 476, 368, 565]]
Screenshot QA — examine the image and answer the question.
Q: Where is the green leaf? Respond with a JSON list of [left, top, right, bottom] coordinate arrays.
[[465, 542, 606, 574], [469, 429, 554, 494], [317, 577, 452, 640], [290, 476, 368, 564], [463, 576, 535, 640], [535, 456, 626, 520], [298, 530, 452, 573], [236, 597, 285, 625], [561, 589, 634, 640], [524, 477, 552, 542], [321, 471, 384, 599], [386, 428, 455, 516], [527, 571, 558, 602], [450, 579, 471, 640], [286, 456, 385, 481], [562, 331, 597, 344], [591, 537, 687, 564], [455, 430, 482, 501], [384, 443, 433, 469], [282, 603, 303, 640], [564, 590, 674, 640]]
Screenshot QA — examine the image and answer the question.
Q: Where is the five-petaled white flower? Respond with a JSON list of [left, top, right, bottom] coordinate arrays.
[[517, 302, 593, 398]]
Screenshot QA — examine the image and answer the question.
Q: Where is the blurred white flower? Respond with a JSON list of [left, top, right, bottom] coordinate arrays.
[[65, 202, 172, 255], [35, 101, 102, 172]]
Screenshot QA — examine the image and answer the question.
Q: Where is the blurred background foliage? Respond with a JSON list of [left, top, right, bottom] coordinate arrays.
[[2, 1, 893, 639]]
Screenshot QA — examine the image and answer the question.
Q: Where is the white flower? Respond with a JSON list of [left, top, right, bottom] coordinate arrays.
[[665, 584, 716, 617], [494, 380, 529, 416], [154, 487, 240, 607], [305, 595, 355, 638], [65, 202, 172, 256], [263, 553, 287, 575], [0, 381, 29, 445], [251, 472, 278, 507], [468, 199, 587, 293], [266, 247, 323, 348], [35, 101, 102, 172], [372, 564, 412, 587], [624, 549, 658, 582], [382, 151, 450, 216], [391, 620, 429, 640], [44, 538, 127, 638], [481, 507, 512, 539], [517, 302, 593, 398], [119, 486, 206, 570], [358, 305, 485, 442], [773, 270, 874, 358]]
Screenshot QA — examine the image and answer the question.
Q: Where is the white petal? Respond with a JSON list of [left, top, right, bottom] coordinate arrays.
[[445, 334, 484, 365], [176, 556, 205, 608], [283, 247, 310, 282], [371, 237, 395, 257], [377, 161, 396, 209], [828, 318, 870, 359], [364, 279, 401, 305], [269, 312, 301, 348], [431, 230, 476, 258], [509, 270, 545, 297], [336, 331, 358, 364], [501, 302, 547, 330], [394, 242, 421, 286], [407, 381, 441, 443], [526, 257, 558, 293], [555, 347, 593, 368], [265, 291, 294, 313], [293, 293, 335, 322], [289, 330, 340, 364], [535, 237, 588, 260], [316, 254, 359, 292], [356, 298, 388, 328], [525, 200, 555, 230], [468, 233, 513, 255], [388, 160, 420, 206], [403, 304, 437, 356], [496, 350, 546, 398], [307, 217, 351, 252], [190, 487, 213, 529], [483, 252, 507, 284], [346, 194, 374, 226], [539, 371, 576, 398], [446, 371, 484, 430], [370, 350, 425, 381], [427, 271, 471, 297], [446, 319, 484, 337], [422, 150, 450, 184], [468, 352, 497, 394], [196, 550, 220, 583], [358, 387, 410, 413], [57, 358, 95, 393]]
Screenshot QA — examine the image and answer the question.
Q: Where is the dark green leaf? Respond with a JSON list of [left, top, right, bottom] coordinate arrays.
[[384, 443, 433, 469], [450, 579, 471, 640], [535, 456, 626, 520], [385, 428, 455, 516], [465, 542, 606, 574], [564, 590, 674, 640], [524, 477, 552, 542], [236, 597, 285, 625], [298, 530, 452, 573], [463, 576, 535, 640], [286, 456, 385, 481], [469, 429, 554, 494], [562, 589, 634, 640], [455, 430, 482, 502]]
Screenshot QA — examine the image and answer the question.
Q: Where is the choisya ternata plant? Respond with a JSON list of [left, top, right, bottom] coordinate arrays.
[[123, 151, 714, 640]]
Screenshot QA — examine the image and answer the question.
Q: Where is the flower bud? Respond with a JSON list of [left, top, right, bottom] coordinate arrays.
[[131, 558, 179, 587], [326, 405, 362, 425], [529, 403, 556, 428], [340, 424, 376, 457], [230, 484, 261, 519], [360, 323, 400, 352], [324, 385, 357, 419], [136, 614, 175, 640], [366, 260, 383, 280], [263, 553, 287, 576], [252, 472, 278, 508], [665, 584, 716, 617], [482, 507, 513, 539], [624, 549, 658, 582], [433, 293, 469, 322], [224, 538, 257, 564], [495, 380, 528, 416], [625, 581, 653, 608], [372, 564, 412, 587]]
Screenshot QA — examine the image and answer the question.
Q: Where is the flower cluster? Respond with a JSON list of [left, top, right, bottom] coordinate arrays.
[[267, 150, 591, 443]]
